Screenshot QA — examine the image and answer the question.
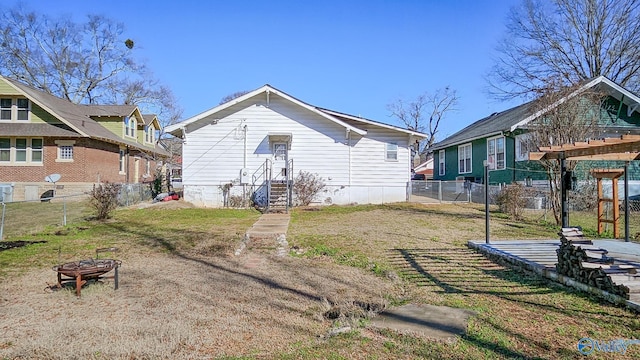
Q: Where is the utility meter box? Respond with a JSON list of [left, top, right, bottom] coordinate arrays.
[[240, 168, 250, 184]]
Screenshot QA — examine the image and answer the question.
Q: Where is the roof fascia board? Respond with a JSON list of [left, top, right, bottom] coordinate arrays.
[[1, 77, 89, 137], [508, 76, 640, 132], [431, 131, 503, 151], [165, 85, 367, 136], [319, 108, 427, 139]]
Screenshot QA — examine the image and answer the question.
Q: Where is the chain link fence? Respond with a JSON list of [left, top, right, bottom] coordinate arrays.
[[0, 183, 153, 240], [411, 179, 640, 210]]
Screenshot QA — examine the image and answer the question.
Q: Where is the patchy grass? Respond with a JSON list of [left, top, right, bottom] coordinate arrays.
[[1, 201, 640, 359], [0, 199, 93, 239]]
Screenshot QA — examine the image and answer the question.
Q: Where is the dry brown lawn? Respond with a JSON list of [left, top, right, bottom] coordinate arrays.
[[1, 201, 639, 359], [0, 202, 399, 359]]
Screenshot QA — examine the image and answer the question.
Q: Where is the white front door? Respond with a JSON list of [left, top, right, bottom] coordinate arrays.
[[272, 142, 288, 180]]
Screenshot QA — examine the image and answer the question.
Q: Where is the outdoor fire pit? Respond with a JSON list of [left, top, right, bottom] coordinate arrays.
[[52, 249, 121, 297]]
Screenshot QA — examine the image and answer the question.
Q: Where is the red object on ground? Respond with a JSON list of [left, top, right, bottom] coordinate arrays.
[[163, 196, 172, 202]]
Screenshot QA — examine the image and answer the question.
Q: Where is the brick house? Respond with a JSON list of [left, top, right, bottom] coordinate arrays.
[[0, 76, 168, 201]]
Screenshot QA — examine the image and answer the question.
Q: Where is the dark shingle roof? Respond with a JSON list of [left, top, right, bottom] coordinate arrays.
[[82, 104, 137, 117], [1, 77, 168, 156], [431, 101, 534, 150], [1, 123, 79, 137]]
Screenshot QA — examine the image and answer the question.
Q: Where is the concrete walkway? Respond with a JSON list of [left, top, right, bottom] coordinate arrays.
[[236, 213, 291, 256]]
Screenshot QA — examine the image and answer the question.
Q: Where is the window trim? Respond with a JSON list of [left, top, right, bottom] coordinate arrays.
[[119, 148, 126, 174], [124, 116, 136, 139], [438, 150, 445, 176], [487, 136, 506, 170], [458, 143, 472, 174], [0, 97, 30, 122], [55, 140, 75, 162], [0, 98, 12, 121], [515, 134, 532, 162], [144, 125, 156, 145], [0, 137, 43, 166], [16, 98, 30, 121], [385, 142, 398, 161]]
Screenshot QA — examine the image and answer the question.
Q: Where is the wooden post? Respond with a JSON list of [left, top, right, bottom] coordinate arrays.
[[591, 169, 624, 238]]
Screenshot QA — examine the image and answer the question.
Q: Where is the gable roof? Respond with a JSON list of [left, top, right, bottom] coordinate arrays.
[[1, 76, 167, 156], [165, 84, 428, 140], [431, 76, 640, 151], [317, 107, 427, 138]]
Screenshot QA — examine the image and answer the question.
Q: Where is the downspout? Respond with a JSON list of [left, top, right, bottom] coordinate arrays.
[[126, 146, 130, 184], [243, 123, 248, 168], [347, 128, 351, 204], [346, 128, 351, 185], [243, 124, 248, 206]]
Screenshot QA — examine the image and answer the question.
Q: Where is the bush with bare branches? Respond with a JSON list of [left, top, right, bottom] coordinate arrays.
[[89, 182, 122, 219], [496, 183, 536, 220], [293, 171, 325, 206]]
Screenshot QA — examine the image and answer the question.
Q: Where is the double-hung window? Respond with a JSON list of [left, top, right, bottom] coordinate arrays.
[[487, 136, 506, 170], [438, 150, 445, 176], [124, 117, 136, 138], [17, 99, 29, 120], [0, 99, 11, 120], [31, 139, 43, 162], [119, 149, 126, 173], [0, 98, 30, 121], [458, 143, 472, 174], [515, 134, 532, 161], [0, 138, 10, 162], [0, 138, 43, 164], [386, 143, 398, 161]]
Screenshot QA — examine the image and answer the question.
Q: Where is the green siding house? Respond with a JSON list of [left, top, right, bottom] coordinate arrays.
[[431, 76, 640, 185]]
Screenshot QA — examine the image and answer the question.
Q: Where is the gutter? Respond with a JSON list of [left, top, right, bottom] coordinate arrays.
[[431, 131, 504, 151]]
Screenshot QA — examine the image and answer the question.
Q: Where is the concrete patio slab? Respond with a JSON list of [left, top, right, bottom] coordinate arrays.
[[370, 303, 476, 340]]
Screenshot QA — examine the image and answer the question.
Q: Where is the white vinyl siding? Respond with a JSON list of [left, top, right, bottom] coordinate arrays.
[[180, 94, 413, 206], [487, 136, 506, 170], [458, 143, 472, 174]]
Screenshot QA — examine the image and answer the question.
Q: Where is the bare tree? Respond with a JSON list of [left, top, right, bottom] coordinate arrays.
[[0, 5, 181, 129], [522, 78, 608, 224], [387, 87, 458, 156], [219, 90, 250, 105], [488, 0, 640, 98]]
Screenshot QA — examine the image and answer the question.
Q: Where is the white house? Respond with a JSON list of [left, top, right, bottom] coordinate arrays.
[[165, 85, 427, 209]]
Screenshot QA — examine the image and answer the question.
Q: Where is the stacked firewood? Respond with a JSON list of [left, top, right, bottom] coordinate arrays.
[[556, 228, 630, 299]]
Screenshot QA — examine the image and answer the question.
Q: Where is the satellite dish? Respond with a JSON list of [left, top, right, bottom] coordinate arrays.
[[45, 174, 61, 183]]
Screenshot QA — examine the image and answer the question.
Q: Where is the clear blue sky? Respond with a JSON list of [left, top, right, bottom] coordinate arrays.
[[18, 0, 520, 140]]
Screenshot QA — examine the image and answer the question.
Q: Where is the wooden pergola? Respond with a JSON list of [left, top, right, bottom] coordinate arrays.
[[529, 134, 640, 241]]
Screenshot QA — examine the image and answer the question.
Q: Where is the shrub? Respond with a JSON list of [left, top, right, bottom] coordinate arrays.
[[150, 168, 164, 198], [495, 182, 534, 220], [293, 171, 326, 206], [569, 178, 598, 211], [89, 182, 122, 220]]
